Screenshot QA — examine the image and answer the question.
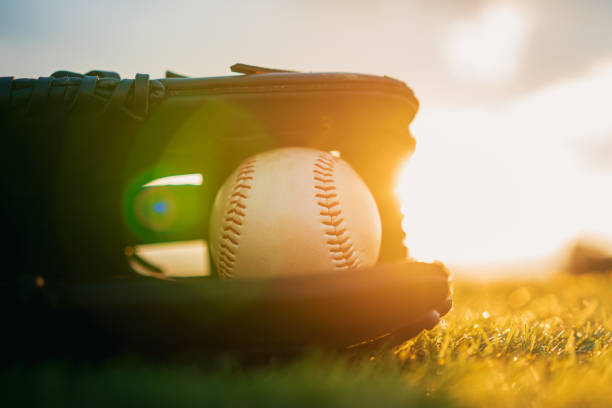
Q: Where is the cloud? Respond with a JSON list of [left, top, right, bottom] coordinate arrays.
[[578, 137, 612, 170], [515, 0, 612, 93], [2, 0, 611, 104]]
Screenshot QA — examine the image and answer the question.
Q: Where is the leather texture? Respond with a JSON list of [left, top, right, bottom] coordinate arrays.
[[3, 260, 451, 360], [0, 65, 448, 357], [1, 64, 418, 282]]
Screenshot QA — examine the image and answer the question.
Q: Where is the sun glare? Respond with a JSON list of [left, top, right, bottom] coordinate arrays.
[[446, 4, 528, 83], [398, 64, 612, 268], [128, 240, 211, 278], [143, 173, 203, 187]]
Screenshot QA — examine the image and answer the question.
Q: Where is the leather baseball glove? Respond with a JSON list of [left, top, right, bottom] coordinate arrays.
[[0, 64, 451, 361]]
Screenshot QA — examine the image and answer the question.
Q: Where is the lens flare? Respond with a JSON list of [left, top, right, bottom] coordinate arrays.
[[153, 201, 167, 214]]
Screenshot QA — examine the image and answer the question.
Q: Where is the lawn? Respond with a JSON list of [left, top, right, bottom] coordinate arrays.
[[4, 273, 612, 407]]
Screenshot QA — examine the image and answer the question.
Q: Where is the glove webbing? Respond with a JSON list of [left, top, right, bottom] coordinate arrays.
[[0, 71, 164, 120]]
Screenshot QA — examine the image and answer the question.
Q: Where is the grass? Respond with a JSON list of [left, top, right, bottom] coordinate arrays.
[[395, 273, 612, 407], [4, 273, 612, 407]]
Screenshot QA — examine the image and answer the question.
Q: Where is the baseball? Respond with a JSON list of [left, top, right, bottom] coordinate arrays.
[[209, 147, 381, 278]]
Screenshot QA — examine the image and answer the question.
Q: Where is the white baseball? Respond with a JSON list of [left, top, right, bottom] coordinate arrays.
[[209, 147, 381, 278]]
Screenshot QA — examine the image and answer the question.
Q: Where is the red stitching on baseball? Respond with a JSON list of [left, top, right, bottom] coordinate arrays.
[[322, 217, 344, 227], [220, 243, 235, 254], [217, 159, 256, 277], [325, 227, 346, 236], [218, 258, 232, 269], [224, 225, 240, 234], [319, 209, 341, 217], [314, 162, 333, 172], [335, 259, 358, 268], [313, 169, 333, 177], [224, 216, 243, 226], [228, 207, 245, 217], [234, 183, 252, 189], [222, 234, 238, 245], [219, 251, 235, 262], [313, 176, 334, 183], [236, 176, 254, 182], [230, 200, 246, 209], [237, 168, 255, 177], [327, 235, 349, 246], [314, 161, 333, 167], [317, 200, 340, 208], [231, 191, 248, 199], [316, 156, 335, 166], [314, 153, 361, 270]]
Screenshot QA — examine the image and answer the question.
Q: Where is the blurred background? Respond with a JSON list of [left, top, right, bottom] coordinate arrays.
[[2, 0, 611, 278]]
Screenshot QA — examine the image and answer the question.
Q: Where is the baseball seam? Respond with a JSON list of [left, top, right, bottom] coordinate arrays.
[[217, 158, 256, 278], [314, 153, 361, 270]]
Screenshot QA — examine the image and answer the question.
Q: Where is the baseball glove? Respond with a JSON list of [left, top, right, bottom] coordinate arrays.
[[0, 63, 451, 361]]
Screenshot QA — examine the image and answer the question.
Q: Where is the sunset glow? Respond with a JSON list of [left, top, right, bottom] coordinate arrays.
[[398, 64, 612, 267], [4, 1, 612, 274]]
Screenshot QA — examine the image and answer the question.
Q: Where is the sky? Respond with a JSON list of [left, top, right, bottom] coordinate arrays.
[[2, 0, 612, 273]]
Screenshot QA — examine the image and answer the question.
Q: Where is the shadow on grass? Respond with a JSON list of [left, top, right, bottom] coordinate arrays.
[[3, 353, 458, 408]]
